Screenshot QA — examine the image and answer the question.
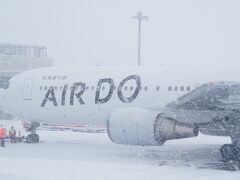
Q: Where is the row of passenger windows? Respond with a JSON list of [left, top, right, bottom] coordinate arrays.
[[168, 86, 191, 91], [39, 86, 191, 92]]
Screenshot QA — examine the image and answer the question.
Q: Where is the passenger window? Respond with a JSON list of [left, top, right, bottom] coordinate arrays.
[[144, 86, 148, 91], [168, 86, 172, 91], [186, 86, 191, 91], [40, 86, 43, 90], [156, 86, 160, 91], [44, 86, 48, 90], [180, 86, 184, 91], [174, 86, 178, 91]]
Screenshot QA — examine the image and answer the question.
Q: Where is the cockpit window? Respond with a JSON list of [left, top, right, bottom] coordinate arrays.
[[0, 77, 11, 89], [2, 81, 10, 89]]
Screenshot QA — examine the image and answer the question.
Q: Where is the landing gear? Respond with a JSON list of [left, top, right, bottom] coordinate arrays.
[[220, 144, 240, 163], [220, 143, 240, 170], [24, 121, 40, 143], [217, 113, 240, 168], [26, 133, 40, 143]]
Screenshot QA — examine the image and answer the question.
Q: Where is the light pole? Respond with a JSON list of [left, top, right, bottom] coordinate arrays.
[[133, 12, 148, 66]]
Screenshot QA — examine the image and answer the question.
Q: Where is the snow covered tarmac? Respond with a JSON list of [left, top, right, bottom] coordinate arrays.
[[0, 124, 240, 180]]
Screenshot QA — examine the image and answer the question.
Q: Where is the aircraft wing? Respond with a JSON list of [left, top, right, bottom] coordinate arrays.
[[164, 82, 240, 136], [107, 81, 240, 146]]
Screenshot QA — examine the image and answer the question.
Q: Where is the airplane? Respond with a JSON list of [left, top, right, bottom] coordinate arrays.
[[0, 65, 240, 164]]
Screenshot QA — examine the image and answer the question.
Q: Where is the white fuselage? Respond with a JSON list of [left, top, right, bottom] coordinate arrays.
[[1, 66, 239, 125]]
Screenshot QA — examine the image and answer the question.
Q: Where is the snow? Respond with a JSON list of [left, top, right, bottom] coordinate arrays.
[[0, 121, 239, 180]]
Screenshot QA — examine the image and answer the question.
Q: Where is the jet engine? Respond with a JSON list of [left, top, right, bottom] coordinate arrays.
[[107, 108, 199, 146]]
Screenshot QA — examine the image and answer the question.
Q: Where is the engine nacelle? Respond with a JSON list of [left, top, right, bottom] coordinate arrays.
[[107, 108, 199, 146]]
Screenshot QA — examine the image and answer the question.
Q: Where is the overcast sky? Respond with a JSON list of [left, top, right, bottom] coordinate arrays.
[[0, 0, 239, 67]]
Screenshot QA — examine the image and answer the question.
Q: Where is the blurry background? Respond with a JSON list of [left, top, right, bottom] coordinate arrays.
[[0, 0, 239, 67]]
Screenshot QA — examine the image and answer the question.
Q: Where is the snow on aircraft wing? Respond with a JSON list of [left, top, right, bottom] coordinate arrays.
[[148, 82, 240, 132], [168, 82, 240, 111]]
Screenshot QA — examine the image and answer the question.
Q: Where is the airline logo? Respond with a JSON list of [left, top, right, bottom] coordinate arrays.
[[41, 75, 141, 107]]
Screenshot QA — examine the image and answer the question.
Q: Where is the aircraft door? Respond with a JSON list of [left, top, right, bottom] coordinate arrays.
[[23, 79, 33, 100]]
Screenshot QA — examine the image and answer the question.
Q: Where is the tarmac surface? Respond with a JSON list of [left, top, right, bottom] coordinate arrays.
[[0, 120, 239, 180]]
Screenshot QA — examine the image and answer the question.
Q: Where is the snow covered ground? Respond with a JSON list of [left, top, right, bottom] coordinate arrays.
[[0, 121, 239, 180]]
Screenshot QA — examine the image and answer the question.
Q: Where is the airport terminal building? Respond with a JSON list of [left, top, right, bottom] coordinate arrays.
[[0, 43, 54, 119]]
